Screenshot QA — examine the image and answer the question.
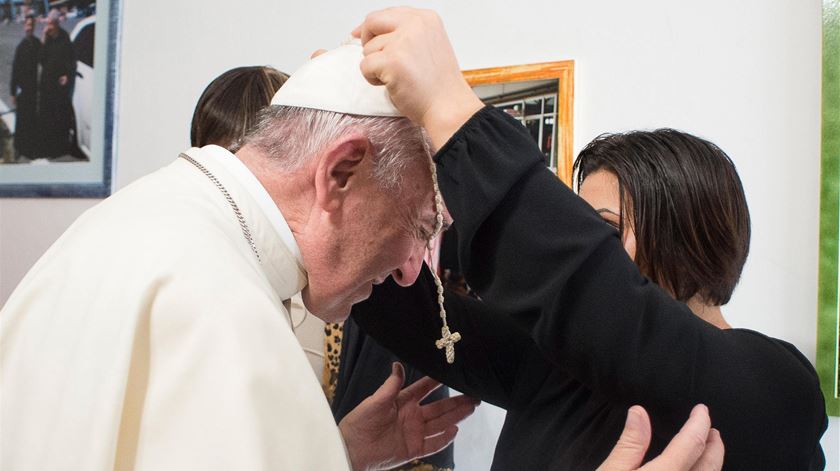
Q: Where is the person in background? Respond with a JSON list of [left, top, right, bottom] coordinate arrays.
[[10, 15, 41, 160], [2, 0, 14, 23], [190, 66, 289, 151], [37, 8, 75, 159]]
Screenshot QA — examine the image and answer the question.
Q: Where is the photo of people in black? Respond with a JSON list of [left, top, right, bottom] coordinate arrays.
[[1, 0, 96, 164]]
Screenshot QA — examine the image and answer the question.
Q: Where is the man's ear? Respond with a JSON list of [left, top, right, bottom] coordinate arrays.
[[314, 134, 371, 213]]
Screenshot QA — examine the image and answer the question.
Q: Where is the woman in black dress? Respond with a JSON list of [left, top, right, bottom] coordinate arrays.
[[351, 119, 827, 470]]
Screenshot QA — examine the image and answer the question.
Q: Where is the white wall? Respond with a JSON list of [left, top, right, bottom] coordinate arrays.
[[0, 0, 836, 469]]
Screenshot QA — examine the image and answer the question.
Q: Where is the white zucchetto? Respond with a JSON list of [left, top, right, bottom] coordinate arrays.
[[270, 39, 403, 117]]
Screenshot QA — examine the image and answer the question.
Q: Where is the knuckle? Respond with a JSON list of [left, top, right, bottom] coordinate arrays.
[[364, 11, 381, 25], [615, 434, 645, 450], [359, 61, 376, 79]]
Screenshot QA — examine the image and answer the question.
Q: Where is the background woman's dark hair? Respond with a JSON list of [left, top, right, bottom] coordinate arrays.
[[190, 66, 288, 152], [574, 129, 751, 305]]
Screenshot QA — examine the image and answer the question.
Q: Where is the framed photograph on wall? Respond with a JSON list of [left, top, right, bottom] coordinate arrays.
[[0, 0, 120, 198], [463, 60, 574, 186], [817, 0, 840, 417]]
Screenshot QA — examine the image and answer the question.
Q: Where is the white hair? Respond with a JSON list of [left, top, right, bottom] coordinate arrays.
[[242, 106, 431, 190]]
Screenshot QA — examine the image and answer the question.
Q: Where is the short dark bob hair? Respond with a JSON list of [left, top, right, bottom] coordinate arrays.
[[190, 66, 289, 152], [574, 129, 751, 306]]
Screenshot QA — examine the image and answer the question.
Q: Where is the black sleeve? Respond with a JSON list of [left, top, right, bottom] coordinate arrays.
[[350, 264, 547, 410], [433, 106, 827, 458]]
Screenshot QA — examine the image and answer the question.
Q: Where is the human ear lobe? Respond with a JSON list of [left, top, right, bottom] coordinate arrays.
[[314, 135, 371, 212]]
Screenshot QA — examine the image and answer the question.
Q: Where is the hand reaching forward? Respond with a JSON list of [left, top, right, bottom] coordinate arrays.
[[339, 362, 479, 471], [598, 404, 724, 471]]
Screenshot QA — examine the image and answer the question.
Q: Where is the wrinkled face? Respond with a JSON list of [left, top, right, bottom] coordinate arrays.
[[302, 157, 438, 322], [578, 169, 637, 259]]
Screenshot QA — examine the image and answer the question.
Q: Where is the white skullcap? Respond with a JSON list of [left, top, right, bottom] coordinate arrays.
[[270, 39, 403, 117]]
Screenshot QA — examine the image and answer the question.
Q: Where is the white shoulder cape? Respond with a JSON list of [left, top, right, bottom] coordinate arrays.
[[1, 148, 351, 470]]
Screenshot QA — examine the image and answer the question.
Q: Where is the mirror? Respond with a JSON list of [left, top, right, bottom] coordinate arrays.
[[464, 61, 574, 186]]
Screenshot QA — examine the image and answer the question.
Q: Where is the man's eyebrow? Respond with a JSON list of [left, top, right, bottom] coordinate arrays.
[[413, 218, 435, 240], [418, 209, 450, 239]]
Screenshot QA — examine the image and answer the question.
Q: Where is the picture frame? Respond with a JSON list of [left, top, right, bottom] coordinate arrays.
[[816, 0, 840, 417], [463, 60, 574, 185], [0, 0, 121, 198]]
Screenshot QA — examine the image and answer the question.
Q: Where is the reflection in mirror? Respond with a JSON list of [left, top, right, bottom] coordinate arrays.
[[473, 79, 558, 169], [464, 61, 574, 185]]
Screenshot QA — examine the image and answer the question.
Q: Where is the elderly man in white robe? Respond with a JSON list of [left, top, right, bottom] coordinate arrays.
[[0, 42, 477, 471]]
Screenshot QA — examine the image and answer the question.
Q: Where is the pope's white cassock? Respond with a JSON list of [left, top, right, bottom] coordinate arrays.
[[0, 145, 352, 470]]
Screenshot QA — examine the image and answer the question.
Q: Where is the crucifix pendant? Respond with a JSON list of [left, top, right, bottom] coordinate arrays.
[[435, 326, 461, 364]]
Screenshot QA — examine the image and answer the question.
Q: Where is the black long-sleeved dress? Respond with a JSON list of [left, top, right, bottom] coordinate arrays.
[[351, 106, 827, 470]]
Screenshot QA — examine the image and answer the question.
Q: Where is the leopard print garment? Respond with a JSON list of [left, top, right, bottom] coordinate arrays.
[[397, 461, 452, 471], [323, 322, 344, 404]]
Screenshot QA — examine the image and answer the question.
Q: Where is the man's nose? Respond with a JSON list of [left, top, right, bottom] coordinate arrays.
[[391, 243, 425, 287]]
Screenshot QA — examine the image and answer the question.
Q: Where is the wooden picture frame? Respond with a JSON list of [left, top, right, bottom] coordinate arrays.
[[463, 60, 574, 186], [817, 0, 840, 416]]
